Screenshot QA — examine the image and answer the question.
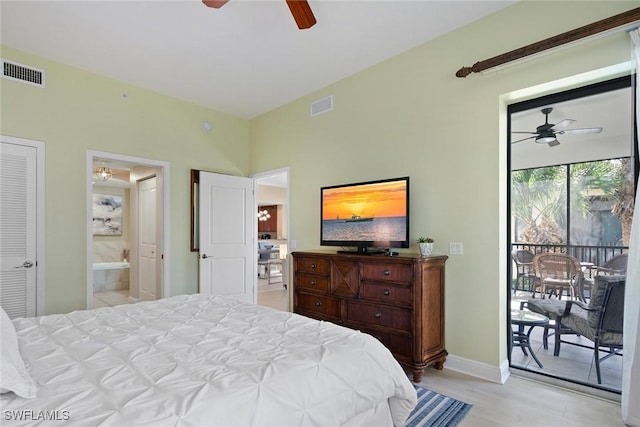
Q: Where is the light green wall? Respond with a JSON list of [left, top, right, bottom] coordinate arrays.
[[0, 46, 250, 314], [248, 1, 638, 367]]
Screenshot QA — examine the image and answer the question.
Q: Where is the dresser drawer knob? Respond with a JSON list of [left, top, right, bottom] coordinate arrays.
[[311, 263, 317, 269], [315, 301, 322, 307], [383, 269, 391, 276], [374, 312, 382, 319], [383, 289, 390, 296], [310, 280, 316, 286]]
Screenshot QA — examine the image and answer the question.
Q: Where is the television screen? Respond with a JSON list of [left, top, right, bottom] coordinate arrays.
[[321, 176, 410, 253]]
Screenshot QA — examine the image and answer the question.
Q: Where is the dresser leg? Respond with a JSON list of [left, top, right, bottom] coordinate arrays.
[[411, 368, 423, 383]]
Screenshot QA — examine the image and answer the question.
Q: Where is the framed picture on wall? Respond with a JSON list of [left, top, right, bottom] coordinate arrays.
[[93, 194, 123, 236]]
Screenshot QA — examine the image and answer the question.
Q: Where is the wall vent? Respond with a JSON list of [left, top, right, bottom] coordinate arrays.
[[310, 95, 333, 117], [2, 59, 45, 88]]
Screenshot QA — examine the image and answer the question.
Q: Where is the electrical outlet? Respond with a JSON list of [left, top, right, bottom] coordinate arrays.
[[449, 242, 463, 255]]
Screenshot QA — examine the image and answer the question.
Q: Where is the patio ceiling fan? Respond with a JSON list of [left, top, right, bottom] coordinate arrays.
[[202, 0, 317, 30], [511, 107, 603, 147]]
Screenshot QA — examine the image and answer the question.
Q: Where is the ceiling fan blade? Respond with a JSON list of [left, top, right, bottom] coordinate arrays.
[[550, 118, 576, 131], [558, 127, 603, 136], [202, 0, 229, 8], [511, 136, 536, 144], [286, 0, 317, 29]]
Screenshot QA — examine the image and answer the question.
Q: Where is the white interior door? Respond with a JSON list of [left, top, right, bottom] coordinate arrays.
[[138, 176, 157, 301], [0, 140, 37, 318], [199, 172, 255, 303]]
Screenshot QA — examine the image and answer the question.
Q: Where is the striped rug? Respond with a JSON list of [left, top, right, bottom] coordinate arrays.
[[405, 386, 472, 427]]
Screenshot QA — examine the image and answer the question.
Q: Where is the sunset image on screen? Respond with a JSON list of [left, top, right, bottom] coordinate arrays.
[[322, 180, 407, 220]]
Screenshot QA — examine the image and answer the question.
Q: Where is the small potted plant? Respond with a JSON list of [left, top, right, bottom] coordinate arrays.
[[416, 236, 434, 257]]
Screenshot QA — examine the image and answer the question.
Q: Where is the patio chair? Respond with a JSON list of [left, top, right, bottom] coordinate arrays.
[[582, 253, 628, 299], [511, 249, 538, 295], [523, 274, 625, 384], [533, 253, 584, 301], [557, 275, 625, 384]]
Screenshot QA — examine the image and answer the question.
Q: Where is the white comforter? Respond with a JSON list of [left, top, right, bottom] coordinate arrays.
[[1, 294, 417, 426]]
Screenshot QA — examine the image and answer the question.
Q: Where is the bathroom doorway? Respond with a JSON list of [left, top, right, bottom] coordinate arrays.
[[86, 151, 170, 309]]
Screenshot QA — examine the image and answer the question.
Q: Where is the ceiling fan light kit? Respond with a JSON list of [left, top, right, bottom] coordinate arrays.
[[535, 132, 557, 144]]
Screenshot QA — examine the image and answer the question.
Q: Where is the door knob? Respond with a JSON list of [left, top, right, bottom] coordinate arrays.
[[201, 254, 209, 259], [15, 261, 34, 269]]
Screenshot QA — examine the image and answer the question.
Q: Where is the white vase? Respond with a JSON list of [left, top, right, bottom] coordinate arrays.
[[419, 242, 433, 257]]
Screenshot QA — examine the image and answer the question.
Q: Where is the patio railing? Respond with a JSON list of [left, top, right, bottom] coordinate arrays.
[[511, 243, 628, 267]]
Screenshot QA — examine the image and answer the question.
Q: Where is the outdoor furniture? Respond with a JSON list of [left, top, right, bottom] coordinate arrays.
[[521, 299, 569, 356], [581, 253, 628, 299], [524, 275, 624, 384], [511, 309, 549, 368], [533, 253, 584, 301], [558, 275, 625, 384], [511, 249, 538, 295]]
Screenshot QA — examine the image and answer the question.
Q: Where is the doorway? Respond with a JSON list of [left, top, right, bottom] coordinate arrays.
[[507, 76, 637, 394], [253, 168, 290, 312], [86, 151, 170, 309]]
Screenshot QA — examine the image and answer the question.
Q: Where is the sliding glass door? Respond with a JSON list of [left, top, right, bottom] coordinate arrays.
[[507, 76, 637, 393]]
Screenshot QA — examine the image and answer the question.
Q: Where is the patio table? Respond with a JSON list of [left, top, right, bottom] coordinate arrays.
[[511, 309, 549, 368]]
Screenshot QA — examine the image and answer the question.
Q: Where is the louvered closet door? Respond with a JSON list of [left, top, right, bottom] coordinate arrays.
[[0, 142, 36, 319]]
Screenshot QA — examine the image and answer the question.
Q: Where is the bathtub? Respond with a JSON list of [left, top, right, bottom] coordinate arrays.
[[93, 262, 130, 271], [93, 262, 130, 293]]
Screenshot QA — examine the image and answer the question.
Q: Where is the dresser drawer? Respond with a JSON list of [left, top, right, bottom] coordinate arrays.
[[361, 263, 413, 283], [295, 292, 341, 319], [296, 258, 330, 275], [296, 274, 329, 293], [345, 301, 411, 331], [360, 282, 412, 306], [357, 327, 412, 359]]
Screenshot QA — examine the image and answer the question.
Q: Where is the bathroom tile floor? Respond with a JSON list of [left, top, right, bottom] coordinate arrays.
[[93, 290, 132, 308]]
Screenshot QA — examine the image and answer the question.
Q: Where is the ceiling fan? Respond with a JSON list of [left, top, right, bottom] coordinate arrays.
[[511, 107, 603, 147], [202, 0, 317, 30]]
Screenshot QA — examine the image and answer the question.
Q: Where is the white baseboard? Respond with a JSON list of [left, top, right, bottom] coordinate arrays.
[[444, 354, 510, 384]]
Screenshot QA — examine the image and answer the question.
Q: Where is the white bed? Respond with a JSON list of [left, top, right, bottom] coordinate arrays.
[[1, 294, 417, 426]]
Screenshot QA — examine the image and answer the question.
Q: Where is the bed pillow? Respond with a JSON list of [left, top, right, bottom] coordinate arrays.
[[0, 307, 36, 398]]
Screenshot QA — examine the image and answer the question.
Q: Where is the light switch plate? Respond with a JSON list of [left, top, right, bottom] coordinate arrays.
[[450, 242, 463, 255]]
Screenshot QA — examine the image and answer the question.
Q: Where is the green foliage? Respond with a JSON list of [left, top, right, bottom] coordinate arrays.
[[511, 158, 634, 245]]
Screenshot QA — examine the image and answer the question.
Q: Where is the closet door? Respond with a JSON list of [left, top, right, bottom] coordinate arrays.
[[0, 141, 37, 318]]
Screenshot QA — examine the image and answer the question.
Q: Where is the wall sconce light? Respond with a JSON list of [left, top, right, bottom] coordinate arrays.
[[257, 209, 271, 221], [94, 166, 113, 182]]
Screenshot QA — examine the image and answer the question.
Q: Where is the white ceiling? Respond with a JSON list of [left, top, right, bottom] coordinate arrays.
[[0, 0, 515, 119]]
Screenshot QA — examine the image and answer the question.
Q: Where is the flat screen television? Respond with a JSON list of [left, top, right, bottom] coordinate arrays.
[[321, 176, 410, 254]]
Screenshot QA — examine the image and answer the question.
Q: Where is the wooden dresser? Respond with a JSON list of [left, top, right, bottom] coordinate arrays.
[[292, 251, 447, 382]]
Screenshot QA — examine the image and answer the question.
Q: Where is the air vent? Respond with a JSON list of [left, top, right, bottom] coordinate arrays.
[[310, 95, 333, 117], [2, 59, 45, 88]]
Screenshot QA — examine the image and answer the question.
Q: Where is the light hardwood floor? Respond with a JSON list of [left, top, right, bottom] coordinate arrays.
[[415, 368, 623, 427]]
